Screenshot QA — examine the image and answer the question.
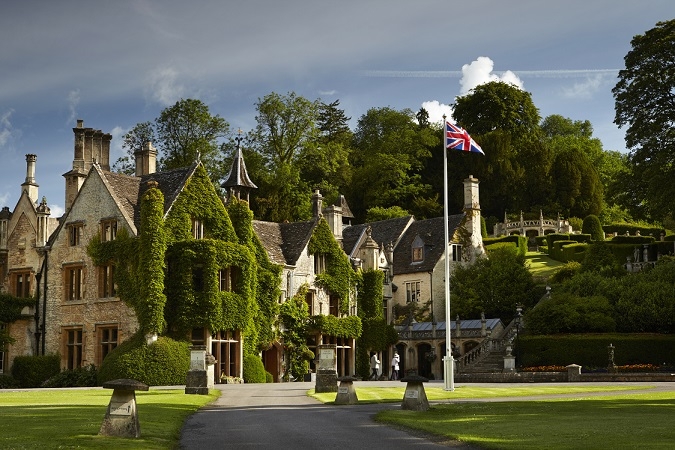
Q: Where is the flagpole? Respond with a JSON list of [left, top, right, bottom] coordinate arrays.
[[442, 115, 455, 391]]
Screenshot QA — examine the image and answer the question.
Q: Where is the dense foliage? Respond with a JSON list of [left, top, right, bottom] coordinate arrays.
[[242, 355, 267, 383], [10, 354, 60, 388], [451, 246, 541, 322], [97, 333, 190, 385], [0, 293, 35, 347], [278, 285, 314, 381], [613, 19, 675, 222]]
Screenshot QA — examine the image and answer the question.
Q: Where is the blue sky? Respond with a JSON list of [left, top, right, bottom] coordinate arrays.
[[1, 0, 673, 217]]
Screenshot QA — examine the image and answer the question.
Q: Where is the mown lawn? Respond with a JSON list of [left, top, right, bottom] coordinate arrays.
[[310, 384, 651, 404], [376, 391, 675, 449], [0, 388, 218, 449], [525, 251, 564, 283]]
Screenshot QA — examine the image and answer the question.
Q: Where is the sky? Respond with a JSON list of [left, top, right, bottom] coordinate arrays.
[[1, 0, 674, 218]]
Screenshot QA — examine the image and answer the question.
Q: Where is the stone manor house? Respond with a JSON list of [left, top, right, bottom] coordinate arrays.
[[0, 120, 487, 382]]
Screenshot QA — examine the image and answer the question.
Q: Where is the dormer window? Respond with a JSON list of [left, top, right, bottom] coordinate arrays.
[[411, 235, 424, 263]]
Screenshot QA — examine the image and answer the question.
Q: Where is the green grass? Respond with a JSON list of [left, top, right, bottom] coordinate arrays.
[[525, 251, 564, 283], [310, 384, 651, 404], [376, 391, 675, 449], [0, 388, 219, 449]]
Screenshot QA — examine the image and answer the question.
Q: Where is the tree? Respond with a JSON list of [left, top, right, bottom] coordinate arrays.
[[613, 19, 675, 221], [250, 92, 319, 222], [453, 81, 541, 136], [549, 146, 603, 218], [582, 215, 604, 241], [114, 99, 230, 193], [156, 99, 229, 172], [450, 246, 540, 322], [113, 121, 155, 175], [348, 107, 437, 221]]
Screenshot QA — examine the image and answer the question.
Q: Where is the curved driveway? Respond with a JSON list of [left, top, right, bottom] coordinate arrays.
[[180, 380, 472, 449]]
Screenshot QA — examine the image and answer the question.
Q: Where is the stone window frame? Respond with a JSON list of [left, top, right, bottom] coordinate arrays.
[[100, 218, 117, 242], [314, 253, 327, 275], [9, 269, 32, 298], [451, 243, 463, 262], [62, 326, 84, 370], [96, 324, 118, 366], [64, 263, 86, 301], [66, 221, 84, 247], [405, 280, 421, 303], [191, 217, 204, 239], [97, 263, 116, 298], [218, 266, 240, 292]]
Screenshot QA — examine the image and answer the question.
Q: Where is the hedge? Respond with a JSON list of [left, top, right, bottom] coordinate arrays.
[[519, 334, 675, 368], [243, 354, 267, 383], [10, 354, 60, 388], [484, 235, 528, 256], [603, 223, 665, 240]]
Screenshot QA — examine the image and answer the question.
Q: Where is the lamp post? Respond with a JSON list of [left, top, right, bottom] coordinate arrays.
[[514, 305, 523, 368]]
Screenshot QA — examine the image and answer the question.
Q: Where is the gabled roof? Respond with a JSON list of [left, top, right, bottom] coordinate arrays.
[[253, 218, 318, 266], [342, 215, 414, 257], [102, 164, 196, 231], [331, 194, 354, 219], [393, 213, 465, 274]]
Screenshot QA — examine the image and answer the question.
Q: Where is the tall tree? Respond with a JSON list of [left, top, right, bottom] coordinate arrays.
[[250, 92, 319, 222], [156, 99, 229, 172], [613, 19, 675, 221], [348, 107, 437, 221]]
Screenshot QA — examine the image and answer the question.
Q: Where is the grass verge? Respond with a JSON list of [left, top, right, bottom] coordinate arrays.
[[525, 251, 564, 283], [0, 388, 219, 449], [309, 384, 651, 404], [375, 391, 675, 449]]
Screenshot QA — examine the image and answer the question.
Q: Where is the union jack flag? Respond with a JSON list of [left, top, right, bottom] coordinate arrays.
[[445, 121, 484, 155]]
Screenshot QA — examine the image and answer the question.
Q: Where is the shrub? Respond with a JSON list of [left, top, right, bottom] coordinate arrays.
[[550, 261, 581, 284], [265, 371, 274, 383], [582, 215, 604, 241], [0, 374, 19, 389], [242, 354, 266, 383], [98, 333, 190, 386], [42, 364, 98, 387], [11, 354, 60, 388], [525, 292, 616, 335]]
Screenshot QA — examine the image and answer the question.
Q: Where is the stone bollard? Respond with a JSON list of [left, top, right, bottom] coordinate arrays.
[[334, 376, 358, 405], [400, 375, 430, 411], [99, 378, 149, 438], [566, 364, 582, 382], [186, 345, 215, 395]]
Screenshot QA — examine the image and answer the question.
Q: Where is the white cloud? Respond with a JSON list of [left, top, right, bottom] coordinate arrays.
[[560, 74, 606, 99], [49, 203, 65, 218], [0, 109, 16, 148], [459, 57, 524, 95], [67, 89, 80, 125], [421, 100, 454, 125], [145, 67, 186, 106]]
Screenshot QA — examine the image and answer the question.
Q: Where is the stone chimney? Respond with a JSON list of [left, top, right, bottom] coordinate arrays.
[[311, 189, 323, 218], [35, 196, 51, 247], [359, 226, 379, 271], [21, 154, 39, 204], [462, 175, 485, 261], [135, 142, 157, 176], [64, 120, 112, 211], [323, 203, 343, 241]]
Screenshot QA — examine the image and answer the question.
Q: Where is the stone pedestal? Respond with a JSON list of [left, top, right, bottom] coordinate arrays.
[[503, 344, 516, 372], [400, 375, 430, 411], [334, 376, 358, 405], [566, 364, 582, 382], [99, 379, 149, 438], [315, 344, 338, 393], [186, 345, 215, 395]]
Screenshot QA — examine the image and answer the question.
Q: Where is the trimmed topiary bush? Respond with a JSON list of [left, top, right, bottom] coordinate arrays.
[[582, 215, 604, 241], [10, 354, 60, 388], [98, 333, 190, 386], [242, 354, 266, 383], [265, 371, 273, 383]]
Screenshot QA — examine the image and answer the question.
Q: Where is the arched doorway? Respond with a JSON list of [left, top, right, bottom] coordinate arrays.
[[417, 343, 433, 378]]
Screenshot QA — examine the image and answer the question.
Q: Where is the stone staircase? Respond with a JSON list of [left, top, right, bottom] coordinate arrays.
[[456, 317, 520, 374]]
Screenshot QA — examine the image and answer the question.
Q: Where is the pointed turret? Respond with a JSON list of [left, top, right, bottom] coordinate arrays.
[[221, 130, 257, 203]]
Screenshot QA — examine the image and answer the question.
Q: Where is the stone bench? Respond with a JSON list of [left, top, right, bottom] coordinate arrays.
[[400, 375, 430, 411], [99, 378, 149, 438]]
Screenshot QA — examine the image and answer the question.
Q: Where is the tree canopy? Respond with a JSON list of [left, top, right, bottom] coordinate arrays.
[[613, 19, 675, 222]]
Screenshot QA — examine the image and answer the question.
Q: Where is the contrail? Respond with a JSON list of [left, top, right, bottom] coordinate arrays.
[[362, 69, 620, 78]]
